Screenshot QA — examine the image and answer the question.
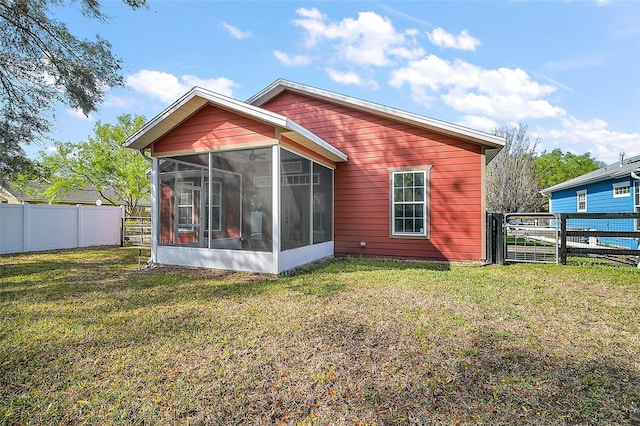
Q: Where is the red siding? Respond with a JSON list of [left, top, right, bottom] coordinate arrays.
[[263, 91, 485, 261], [153, 105, 275, 154]]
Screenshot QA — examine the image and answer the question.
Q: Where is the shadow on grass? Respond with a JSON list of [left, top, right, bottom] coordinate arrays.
[[326, 256, 452, 273]]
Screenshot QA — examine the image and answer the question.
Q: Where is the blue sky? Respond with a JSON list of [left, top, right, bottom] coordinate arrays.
[[38, 0, 640, 164]]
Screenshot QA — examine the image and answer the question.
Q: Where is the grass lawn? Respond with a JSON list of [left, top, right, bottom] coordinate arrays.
[[1, 247, 639, 425]]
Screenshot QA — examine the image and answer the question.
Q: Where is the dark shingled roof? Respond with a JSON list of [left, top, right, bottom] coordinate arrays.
[[0, 181, 150, 206]]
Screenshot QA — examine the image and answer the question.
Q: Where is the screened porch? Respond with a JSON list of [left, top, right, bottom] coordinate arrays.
[[152, 145, 334, 273]]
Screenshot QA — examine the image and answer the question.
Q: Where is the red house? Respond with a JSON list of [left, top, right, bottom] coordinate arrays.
[[125, 79, 505, 273]]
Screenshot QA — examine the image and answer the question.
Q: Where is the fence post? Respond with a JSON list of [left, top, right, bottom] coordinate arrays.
[[559, 213, 567, 265], [495, 213, 505, 265], [22, 202, 30, 252], [486, 212, 494, 264], [77, 204, 84, 248]]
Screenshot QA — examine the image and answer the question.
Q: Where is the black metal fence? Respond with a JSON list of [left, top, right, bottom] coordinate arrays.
[[558, 212, 640, 265], [487, 212, 640, 266]]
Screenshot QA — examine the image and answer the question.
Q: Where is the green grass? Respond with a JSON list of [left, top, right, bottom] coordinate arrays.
[[1, 248, 639, 425]]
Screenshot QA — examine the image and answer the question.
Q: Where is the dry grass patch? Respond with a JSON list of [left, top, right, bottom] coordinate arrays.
[[1, 248, 639, 425]]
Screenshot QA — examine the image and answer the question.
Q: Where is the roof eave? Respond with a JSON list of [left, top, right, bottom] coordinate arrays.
[[247, 79, 506, 149], [124, 86, 347, 163]]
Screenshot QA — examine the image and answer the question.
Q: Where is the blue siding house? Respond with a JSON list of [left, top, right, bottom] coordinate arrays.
[[541, 154, 640, 249]]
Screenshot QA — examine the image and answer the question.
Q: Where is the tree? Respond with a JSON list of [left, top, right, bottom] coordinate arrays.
[[0, 0, 146, 184], [486, 123, 541, 212], [535, 149, 604, 190], [40, 114, 149, 216]]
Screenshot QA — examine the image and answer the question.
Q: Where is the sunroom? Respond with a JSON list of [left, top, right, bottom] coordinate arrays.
[[125, 87, 347, 273]]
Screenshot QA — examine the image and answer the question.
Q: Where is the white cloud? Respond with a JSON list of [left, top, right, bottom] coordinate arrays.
[[427, 27, 481, 51], [273, 50, 312, 66], [457, 115, 499, 133], [66, 108, 94, 122], [126, 70, 238, 102], [326, 69, 363, 86], [291, 9, 424, 67], [389, 55, 565, 122], [104, 94, 138, 109], [222, 22, 251, 39], [538, 116, 640, 163]]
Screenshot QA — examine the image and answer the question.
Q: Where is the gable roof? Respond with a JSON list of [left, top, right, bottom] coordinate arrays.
[[124, 86, 347, 163], [541, 154, 640, 194], [247, 79, 506, 150]]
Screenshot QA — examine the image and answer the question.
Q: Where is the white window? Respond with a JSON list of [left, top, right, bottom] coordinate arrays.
[[392, 170, 427, 236], [209, 181, 222, 232], [577, 190, 587, 212], [613, 181, 630, 198], [177, 186, 195, 231], [635, 181, 640, 231]]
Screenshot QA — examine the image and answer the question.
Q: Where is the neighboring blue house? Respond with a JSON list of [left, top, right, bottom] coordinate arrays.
[[541, 154, 640, 249]]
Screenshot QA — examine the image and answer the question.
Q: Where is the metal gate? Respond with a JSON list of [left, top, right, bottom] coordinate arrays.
[[504, 213, 559, 264]]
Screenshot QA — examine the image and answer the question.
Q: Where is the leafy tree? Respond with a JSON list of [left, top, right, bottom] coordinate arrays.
[[535, 149, 604, 190], [486, 123, 541, 212], [40, 114, 149, 216], [0, 0, 146, 184]]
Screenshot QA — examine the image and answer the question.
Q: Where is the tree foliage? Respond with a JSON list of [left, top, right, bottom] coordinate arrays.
[[0, 0, 146, 184], [535, 149, 604, 191], [40, 114, 149, 216], [486, 124, 541, 213]]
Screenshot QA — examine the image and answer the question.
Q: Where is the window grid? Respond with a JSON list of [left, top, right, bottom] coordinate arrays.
[[392, 171, 426, 236], [613, 182, 630, 198], [210, 181, 222, 232], [577, 190, 587, 212], [178, 186, 194, 230]]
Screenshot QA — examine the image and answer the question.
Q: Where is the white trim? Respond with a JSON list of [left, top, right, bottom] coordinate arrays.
[[612, 181, 630, 198], [151, 157, 159, 264], [248, 79, 505, 149], [577, 189, 587, 212], [272, 145, 280, 271], [279, 241, 333, 272], [124, 86, 347, 163], [391, 170, 427, 237], [157, 246, 275, 273]]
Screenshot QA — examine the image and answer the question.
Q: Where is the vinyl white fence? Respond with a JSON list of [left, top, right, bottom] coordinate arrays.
[[0, 203, 124, 255]]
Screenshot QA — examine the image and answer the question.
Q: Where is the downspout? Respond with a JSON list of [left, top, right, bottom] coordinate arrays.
[[139, 149, 152, 163]]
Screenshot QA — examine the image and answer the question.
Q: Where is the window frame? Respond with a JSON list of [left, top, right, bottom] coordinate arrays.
[[389, 166, 432, 239], [576, 189, 587, 212], [634, 181, 640, 231], [612, 181, 631, 198], [209, 181, 222, 232], [177, 183, 198, 232]]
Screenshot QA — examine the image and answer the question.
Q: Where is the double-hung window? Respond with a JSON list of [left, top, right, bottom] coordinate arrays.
[[577, 190, 587, 212], [391, 169, 429, 237], [635, 181, 640, 231], [177, 185, 195, 231]]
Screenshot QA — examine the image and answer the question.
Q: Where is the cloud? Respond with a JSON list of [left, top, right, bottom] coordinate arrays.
[[222, 22, 251, 39], [273, 50, 312, 66], [66, 108, 94, 122], [457, 115, 499, 133], [126, 70, 238, 102], [389, 55, 565, 122], [538, 116, 640, 163], [325, 68, 379, 89], [291, 8, 424, 67], [426, 27, 481, 51]]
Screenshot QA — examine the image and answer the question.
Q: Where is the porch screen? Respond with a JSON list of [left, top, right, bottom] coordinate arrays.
[[157, 148, 273, 251], [280, 149, 334, 250]]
